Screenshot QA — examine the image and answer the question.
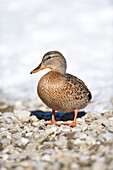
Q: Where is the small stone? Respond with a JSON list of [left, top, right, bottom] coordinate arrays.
[[79, 155, 90, 165], [101, 111, 113, 119], [67, 140, 74, 150], [37, 135, 48, 145], [108, 160, 113, 170], [55, 136, 67, 149], [25, 132, 33, 137], [77, 118, 85, 124], [2, 112, 14, 118], [45, 129, 54, 136], [30, 115, 38, 122], [102, 132, 113, 142], [72, 127, 82, 133], [10, 125, 21, 134], [85, 136, 96, 145], [74, 138, 82, 145], [59, 125, 72, 133], [51, 162, 61, 170], [41, 154, 51, 162], [32, 122, 38, 127], [1, 167, 8, 170], [0, 142, 3, 151], [21, 137, 29, 145], [42, 148, 55, 155], [28, 152, 40, 161], [37, 122, 45, 130], [0, 131, 7, 139], [109, 117, 113, 121], [12, 166, 25, 170], [12, 132, 22, 140], [1, 154, 9, 160], [82, 124, 88, 131], [14, 100, 26, 110], [14, 109, 30, 121], [92, 161, 107, 170], [26, 142, 38, 152], [79, 133, 87, 140], [51, 126, 58, 132], [17, 153, 28, 161], [36, 162, 48, 170], [4, 145, 17, 154], [108, 126, 113, 133], [1, 138, 11, 147], [14, 138, 29, 149], [70, 162, 80, 169], [0, 102, 13, 113], [0, 131, 11, 140], [19, 160, 30, 167], [57, 155, 72, 166], [2, 148, 9, 154]]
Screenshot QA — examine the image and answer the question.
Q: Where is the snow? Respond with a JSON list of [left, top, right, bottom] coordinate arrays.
[[0, 0, 113, 106]]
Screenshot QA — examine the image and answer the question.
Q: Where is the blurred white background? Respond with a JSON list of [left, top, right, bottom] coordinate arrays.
[[0, 0, 113, 104]]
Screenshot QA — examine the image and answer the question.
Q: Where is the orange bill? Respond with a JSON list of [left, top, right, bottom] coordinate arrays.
[[30, 62, 47, 74]]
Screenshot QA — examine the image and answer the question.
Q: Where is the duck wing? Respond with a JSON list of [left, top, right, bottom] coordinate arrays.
[[65, 73, 92, 101]]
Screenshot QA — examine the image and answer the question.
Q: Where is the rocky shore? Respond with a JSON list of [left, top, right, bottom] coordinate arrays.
[[0, 98, 113, 170]]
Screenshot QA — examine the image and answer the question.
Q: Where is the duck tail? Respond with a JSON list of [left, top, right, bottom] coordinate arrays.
[[88, 91, 92, 101]]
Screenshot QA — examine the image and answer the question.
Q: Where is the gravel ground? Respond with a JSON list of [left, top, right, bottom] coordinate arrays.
[[0, 98, 113, 170]]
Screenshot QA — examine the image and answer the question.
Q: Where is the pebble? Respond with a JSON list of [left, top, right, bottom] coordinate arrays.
[[102, 132, 113, 142], [0, 99, 113, 170], [41, 154, 51, 162], [0, 102, 13, 113], [51, 126, 58, 132], [57, 155, 72, 166], [37, 122, 46, 130], [45, 129, 54, 136], [37, 135, 48, 145], [32, 122, 38, 127], [14, 109, 30, 121], [21, 137, 29, 145], [107, 126, 113, 133], [74, 138, 82, 145], [92, 161, 107, 170], [28, 152, 40, 161], [26, 142, 38, 152], [30, 115, 38, 122], [55, 136, 67, 149]]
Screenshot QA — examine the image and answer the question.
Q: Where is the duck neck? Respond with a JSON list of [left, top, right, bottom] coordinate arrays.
[[53, 67, 66, 75], [51, 62, 67, 75], [49, 59, 67, 75]]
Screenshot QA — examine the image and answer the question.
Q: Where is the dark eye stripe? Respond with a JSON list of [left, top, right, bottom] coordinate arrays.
[[43, 56, 51, 62], [43, 55, 59, 62]]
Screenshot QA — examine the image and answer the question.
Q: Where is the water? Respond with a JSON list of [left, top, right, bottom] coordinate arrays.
[[0, 0, 113, 106]]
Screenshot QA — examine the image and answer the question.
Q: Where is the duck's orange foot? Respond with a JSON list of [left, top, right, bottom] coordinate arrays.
[[62, 122, 76, 127], [44, 121, 60, 126]]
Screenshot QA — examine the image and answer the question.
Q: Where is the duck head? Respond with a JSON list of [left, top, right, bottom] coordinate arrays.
[[30, 51, 67, 75]]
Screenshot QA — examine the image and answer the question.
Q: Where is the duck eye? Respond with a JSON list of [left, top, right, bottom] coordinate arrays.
[[47, 56, 51, 60], [43, 56, 51, 62]]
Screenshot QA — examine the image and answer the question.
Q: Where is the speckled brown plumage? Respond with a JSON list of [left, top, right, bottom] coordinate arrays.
[[38, 71, 91, 112], [30, 51, 92, 127]]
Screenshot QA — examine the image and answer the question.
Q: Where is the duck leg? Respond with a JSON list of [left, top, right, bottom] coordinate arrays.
[[62, 109, 78, 127], [44, 110, 60, 126]]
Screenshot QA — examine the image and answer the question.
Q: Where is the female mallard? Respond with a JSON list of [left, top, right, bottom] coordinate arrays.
[[30, 51, 92, 127]]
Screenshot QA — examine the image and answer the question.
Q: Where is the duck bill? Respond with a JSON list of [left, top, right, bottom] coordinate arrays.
[[30, 62, 47, 74]]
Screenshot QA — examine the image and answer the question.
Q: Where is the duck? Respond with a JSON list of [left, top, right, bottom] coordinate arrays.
[[30, 51, 92, 127]]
